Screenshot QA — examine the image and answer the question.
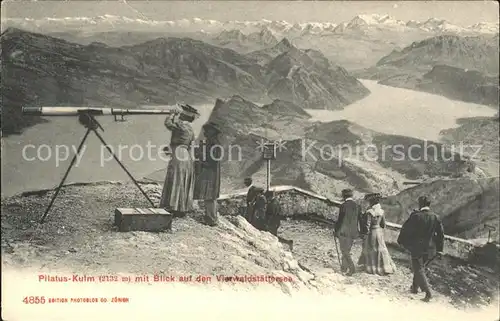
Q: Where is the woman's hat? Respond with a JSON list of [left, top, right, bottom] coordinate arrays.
[[179, 104, 200, 119], [364, 192, 382, 202]]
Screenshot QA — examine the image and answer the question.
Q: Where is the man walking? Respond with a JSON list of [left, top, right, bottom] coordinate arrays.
[[334, 189, 362, 276], [398, 196, 445, 302]]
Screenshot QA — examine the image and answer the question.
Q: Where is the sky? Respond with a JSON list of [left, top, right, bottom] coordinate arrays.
[[1, 1, 499, 26]]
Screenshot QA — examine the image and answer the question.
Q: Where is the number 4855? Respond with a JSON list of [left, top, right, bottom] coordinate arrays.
[[23, 296, 46, 304]]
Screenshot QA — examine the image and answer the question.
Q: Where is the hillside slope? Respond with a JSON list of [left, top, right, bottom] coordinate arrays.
[[357, 34, 499, 106], [440, 116, 500, 161], [0, 28, 369, 136], [375, 34, 499, 74], [439, 115, 499, 177], [417, 65, 499, 106]]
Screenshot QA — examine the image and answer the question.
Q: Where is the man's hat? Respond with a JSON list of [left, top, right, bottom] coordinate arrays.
[[179, 104, 200, 119], [203, 121, 222, 134], [418, 195, 431, 206], [341, 189, 353, 198]]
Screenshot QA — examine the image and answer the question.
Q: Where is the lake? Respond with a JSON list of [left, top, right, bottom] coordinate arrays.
[[306, 80, 497, 142]]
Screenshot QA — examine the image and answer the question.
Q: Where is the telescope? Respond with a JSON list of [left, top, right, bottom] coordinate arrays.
[[403, 181, 422, 185], [22, 106, 183, 122], [24, 104, 200, 224]]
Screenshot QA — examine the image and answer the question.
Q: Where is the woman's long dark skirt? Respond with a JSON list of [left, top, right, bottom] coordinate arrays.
[[160, 146, 194, 213]]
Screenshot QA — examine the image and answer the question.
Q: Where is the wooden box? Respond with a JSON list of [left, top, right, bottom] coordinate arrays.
[[114, 208, 172, 232]]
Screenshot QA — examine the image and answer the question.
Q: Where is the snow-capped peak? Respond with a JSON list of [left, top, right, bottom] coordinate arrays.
[[346, 14, 406, 28], [469, 22, 500, 34]]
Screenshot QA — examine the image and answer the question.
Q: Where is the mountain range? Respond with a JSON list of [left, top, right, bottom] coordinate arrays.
[[0, 28, 369, 136], [3, 14, 498, 36], [14, 14, 495, 72], [356, 33, 499, 107]]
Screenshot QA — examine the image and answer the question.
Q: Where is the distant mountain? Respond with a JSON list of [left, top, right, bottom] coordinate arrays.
[[356, 34, 499, 106], [265, 46, 371, 109], [1, 28, 368, 135], [123, 37, 268, 100], [46, 30, 211, 47], [247, 28, 278, 46], [299, 22, 337, 35], [334, 14, 407, 34], [246, 38, 294, 65], [215, 29, 246, 45], [374, 34, 499, 74], [212, 27, 278, 52]]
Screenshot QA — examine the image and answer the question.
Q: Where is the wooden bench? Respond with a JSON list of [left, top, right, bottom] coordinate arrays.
[[114, 208, 172, 232]]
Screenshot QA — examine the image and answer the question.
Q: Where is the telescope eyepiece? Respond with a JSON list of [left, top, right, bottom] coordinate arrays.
[[22, 107, 43, 115]]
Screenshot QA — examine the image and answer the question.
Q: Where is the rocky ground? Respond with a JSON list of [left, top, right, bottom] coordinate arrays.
[[1, 182, 499, 320]]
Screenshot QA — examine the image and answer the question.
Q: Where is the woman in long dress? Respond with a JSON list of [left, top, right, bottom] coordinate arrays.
[[193, 122, 222, 226], [361, 193, 396, 275], [160, 106, 199, 217]]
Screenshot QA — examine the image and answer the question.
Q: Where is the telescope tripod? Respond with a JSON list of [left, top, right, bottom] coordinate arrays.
[[39, 112, 155, 223]]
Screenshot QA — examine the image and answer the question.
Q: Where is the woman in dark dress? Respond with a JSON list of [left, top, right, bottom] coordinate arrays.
[[193, 122, 222, 226], [160, 105, 199, 217]]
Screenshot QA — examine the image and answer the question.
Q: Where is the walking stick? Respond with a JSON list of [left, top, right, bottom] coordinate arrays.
[[424, 254, 439, 268], [333, 235, 342, 268]]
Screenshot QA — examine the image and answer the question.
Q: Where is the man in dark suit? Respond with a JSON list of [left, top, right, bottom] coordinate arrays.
[[335, 189, 362, 276], [398, 196, 445, 302], [264, 190, 281, 236], [244, 178, 264, 226]]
